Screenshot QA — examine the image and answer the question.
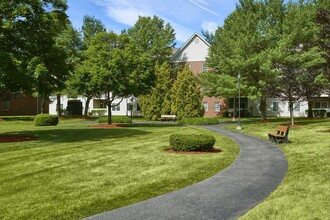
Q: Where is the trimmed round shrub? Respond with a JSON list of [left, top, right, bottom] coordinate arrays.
[[34, 114, 59, 126], [169, 134, 216, 152]]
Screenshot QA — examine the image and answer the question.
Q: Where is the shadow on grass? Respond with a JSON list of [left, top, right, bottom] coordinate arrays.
[[1, 128, 149, 144], [239, 117, 329, 126], [124, 123, 182, 128]]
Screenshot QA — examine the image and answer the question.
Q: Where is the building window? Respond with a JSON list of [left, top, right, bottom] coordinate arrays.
[[112, 104, 120, 111], [272, 102, 279, 112], [315, 102, 328, 109], [2, 100, 9, 110], [127, 103, 132, 111], [203, 102, 208, 112], [288, 103, 300, 112], [99, 103, 106, 109], [202, 63, 208, 72], [137, 103, 141, 111], [214, 102, 220, 112]]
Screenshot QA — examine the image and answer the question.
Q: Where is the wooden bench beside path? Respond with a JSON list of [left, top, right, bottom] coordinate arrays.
[[160, 115, 177, 122], [268, 125, 290, 145]]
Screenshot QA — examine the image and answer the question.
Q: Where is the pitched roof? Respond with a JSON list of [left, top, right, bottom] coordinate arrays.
[[171, 33, 210, 62]]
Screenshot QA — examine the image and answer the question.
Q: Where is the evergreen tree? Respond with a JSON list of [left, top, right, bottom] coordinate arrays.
[[271, 1, 326, 124], [208, 0, 285, 121], [171, 66, 204, 120], [139, 63, 173, 120]]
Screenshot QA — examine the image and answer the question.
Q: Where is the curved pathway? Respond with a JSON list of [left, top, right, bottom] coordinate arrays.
[[84, 124, 288, 220]]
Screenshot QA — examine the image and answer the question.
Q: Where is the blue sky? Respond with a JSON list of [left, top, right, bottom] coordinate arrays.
[[67, 0, 238, 46]]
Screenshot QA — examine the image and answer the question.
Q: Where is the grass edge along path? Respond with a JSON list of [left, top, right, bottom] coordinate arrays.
[[226, 118, 330, 220], [0, 120, 239, 220]]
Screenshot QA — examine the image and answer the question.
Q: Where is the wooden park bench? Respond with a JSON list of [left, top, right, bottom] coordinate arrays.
[[160, 115, 177, 122], [268, 125, 290, 145]]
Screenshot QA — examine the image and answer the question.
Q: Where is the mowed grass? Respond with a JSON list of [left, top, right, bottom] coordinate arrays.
[[0, 119, 239, 220], [225, 118, 330, 220]]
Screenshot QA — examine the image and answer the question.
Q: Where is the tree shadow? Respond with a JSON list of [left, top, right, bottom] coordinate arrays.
[[1, 128, 149, 144]]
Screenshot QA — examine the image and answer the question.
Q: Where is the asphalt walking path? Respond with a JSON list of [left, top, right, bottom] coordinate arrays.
[[84, 124, 288, 220]]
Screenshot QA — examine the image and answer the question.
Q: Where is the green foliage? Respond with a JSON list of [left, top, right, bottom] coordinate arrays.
[[127, 15, 176, 65], [171, 66, 204, 120], [179, 117, 219, 125], [139, 63, 173, 120], [81, 15, 106, 49], [34, 114, 59, 126], [97, 116, 131, 124], [0, 0, 69, 110], [169, 134, 216, 152]]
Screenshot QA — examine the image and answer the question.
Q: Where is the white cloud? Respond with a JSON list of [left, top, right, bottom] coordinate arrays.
[[201, 21, 218, 33]]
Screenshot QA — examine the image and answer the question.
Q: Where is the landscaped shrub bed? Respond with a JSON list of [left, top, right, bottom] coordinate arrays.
[[34, 114, 59, 126], [169, 134, 216, 151], [179, 117, 219, 125], [97, 116, 131, 124]]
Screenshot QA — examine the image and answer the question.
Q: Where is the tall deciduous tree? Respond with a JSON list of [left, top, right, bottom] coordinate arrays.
[[66, 15, 106, 116], [139, 62, 173, 120], [81, 15, 106, 49], [0, 0, 68, 104], [171, 66, 204, 119], [127, 15, 176, 65], [84, 31, 153, 124]]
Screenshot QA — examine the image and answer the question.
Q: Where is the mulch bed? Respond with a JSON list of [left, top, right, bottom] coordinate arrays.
[[317, 129, 330, 133], [165, 148, 221, 154], [0, 136, 37, 143], [89, 124, 125, 128]]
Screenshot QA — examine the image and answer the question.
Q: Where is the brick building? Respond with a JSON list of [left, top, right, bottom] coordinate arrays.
[[171, 33, 226, 117], [1, 95, 48, 116]]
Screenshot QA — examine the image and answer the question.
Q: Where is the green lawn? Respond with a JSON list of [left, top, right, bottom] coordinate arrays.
[[228, 118, 330, 220], [0, 119, 239, 220]]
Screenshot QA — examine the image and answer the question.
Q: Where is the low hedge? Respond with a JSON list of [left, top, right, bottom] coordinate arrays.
[[179, 117, 219, 125], [34, 114, 59, 126], [97, 116, 131, 124], [169, 134, 216, 152]]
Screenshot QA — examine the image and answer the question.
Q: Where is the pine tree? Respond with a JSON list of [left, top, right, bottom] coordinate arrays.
[[171, 66, 204, 120], [139, 63, 173, 120]]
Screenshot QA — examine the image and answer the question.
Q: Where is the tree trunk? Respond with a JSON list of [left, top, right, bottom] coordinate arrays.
[[84, 97, 92, 117], [289, 100, 295, 125], [40, 97, 46, 114], [259, 96, 267, 121], [56, 94, 61, 117], [307, 100, 313, 118], [107, 104, 112, 124]]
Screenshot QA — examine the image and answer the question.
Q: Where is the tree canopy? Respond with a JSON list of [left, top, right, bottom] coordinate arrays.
[[0, 0, 68, 102], [205, 0, 326, 122]]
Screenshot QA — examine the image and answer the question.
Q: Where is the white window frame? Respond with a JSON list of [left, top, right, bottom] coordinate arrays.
[[315, 101, 328, 109], [288, 102, 300, 112], [112, 104, 120, 111], [202, 63, 208, 72], [203, 102, 208, 112], [214, 102, 220, 112]]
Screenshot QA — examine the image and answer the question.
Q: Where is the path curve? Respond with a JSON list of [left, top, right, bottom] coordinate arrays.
[[84, 124, 288, 220]]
